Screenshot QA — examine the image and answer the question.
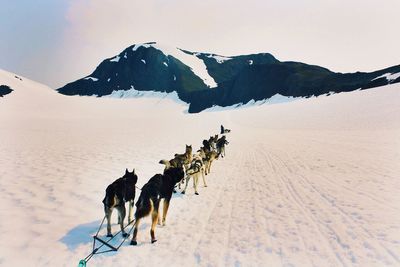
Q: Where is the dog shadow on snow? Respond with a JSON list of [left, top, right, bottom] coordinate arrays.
[[60, 219, 150, 251]]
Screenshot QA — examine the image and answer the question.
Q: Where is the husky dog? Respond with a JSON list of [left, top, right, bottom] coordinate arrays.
[[209, 135, 218, 151], [216, 135, 229, 158], [174, 144, 193, 168], [204, 150, 219, 174], [102, 168, 138, 237], [203, 136, 217, 153], [198, 147, 219, 175], [182, 154, 206, 195], [202, 139, 211, 152], [130, 167, 185, 245], [220, 125, 231, 134], [159, 158, 184, 169], [159, 144, 192, 170], [160, 145, 192, 190]]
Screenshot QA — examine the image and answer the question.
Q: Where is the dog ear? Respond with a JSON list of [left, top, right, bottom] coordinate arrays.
[[132, 168, 135, 174], [125, 168, 129, 174]]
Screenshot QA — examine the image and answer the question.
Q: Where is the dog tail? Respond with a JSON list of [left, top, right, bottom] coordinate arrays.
[[159, 159, 171, 169], [134, 192, 151, 219]]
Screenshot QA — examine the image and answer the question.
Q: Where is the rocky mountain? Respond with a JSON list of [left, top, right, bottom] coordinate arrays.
[[0, 85, 13, 97], [57, 42, 400, 112]]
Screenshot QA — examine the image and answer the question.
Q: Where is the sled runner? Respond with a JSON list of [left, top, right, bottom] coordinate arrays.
[[78, 216, 136, 266]]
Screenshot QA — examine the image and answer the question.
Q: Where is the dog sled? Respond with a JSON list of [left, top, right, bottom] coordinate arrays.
[[78, 216, 136, 267]]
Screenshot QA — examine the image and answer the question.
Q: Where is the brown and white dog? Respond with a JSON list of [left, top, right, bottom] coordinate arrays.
[[160, 144, 192, 190], [130, 166, 185, 245], [182, 153, 206, 195]]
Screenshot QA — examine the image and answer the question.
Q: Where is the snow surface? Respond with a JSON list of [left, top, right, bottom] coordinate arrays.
[[372, 72, 400, 82], [84, 77, 99, 82], [131, 43, 217, 88], [1, 68, 400, 266]]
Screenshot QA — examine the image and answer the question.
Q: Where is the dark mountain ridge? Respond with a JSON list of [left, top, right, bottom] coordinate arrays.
[[57, 42, 400, 112]]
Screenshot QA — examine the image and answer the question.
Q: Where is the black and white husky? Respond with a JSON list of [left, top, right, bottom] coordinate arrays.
[[102, 168, 138, 237], [220, 125, 231, 134], [216, 135, 229, 158], [181, 154, 206, 195]]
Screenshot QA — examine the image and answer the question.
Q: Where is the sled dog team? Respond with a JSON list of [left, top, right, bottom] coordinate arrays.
[[102, 133, 230, 245]]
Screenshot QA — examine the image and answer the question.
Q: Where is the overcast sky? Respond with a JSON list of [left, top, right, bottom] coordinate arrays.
[[1, 0, 399, 88]]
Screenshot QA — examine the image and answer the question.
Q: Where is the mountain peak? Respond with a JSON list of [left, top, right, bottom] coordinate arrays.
[[57, 44, 400, 113]]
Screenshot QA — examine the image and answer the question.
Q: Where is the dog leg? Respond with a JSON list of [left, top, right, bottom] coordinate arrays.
[[130, 218, 141, 245], [157, 200, 161, 225], [128, 200, 133, 224], [116, 205, 128, 237], [182, 176, 190, 194], [158, 199, 164, 225], [105, 207, 113, 237], [194, 174, 199, 195], [162, 199, 170, 226], [150, 208, 158, 244], [202, 169, 207, 187]]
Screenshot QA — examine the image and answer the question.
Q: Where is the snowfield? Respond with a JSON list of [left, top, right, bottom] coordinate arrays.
[[132, 43, 218, 88], [0, 69, 399, 266]]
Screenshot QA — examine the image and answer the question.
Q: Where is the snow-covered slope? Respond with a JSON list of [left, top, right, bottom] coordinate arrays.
[[1, 70, 399, 266], [131, 43, 217, 88]]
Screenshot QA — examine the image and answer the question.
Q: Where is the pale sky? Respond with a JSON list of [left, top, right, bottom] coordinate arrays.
[[1, 0, 399, 88]]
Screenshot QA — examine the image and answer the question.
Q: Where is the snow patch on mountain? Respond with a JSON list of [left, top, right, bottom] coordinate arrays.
[[84, 77, 99, 82], [130, 43, 217, 88], [107, 86, 187, 106], [110, 55, 120, 62], [206, 54, 233, 64], [372, 72, 400, 82]]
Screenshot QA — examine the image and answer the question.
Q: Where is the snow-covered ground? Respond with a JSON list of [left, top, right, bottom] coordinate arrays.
[[0, 69, 399, 266]]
